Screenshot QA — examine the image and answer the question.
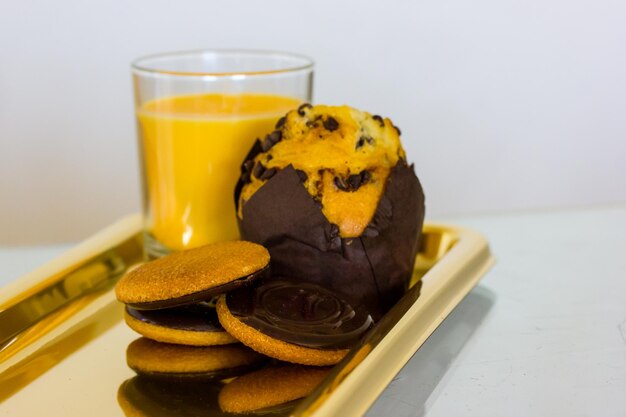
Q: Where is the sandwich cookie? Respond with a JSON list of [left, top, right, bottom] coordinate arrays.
[[115, 240, 270, 310], [216, 278, 373, 366], [218, 364, 331, 414], [124, 303, 236, 346], [126, 337, 266, 379]]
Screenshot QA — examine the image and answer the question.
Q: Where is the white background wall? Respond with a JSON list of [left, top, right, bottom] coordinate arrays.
[[1, 0, 625, 244]]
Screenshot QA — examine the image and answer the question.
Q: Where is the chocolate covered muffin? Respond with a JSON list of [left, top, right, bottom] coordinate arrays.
[[235, 104, 425, 321]]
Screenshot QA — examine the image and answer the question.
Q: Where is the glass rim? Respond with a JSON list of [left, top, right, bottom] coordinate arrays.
[[131, 49, 314, 77]]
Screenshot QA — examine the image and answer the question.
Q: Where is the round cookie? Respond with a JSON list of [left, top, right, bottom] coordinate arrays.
[[218, 364, 330, 414], [216, 279, 373, 366], [124, 305, 237, 346], [126, 337, 266, 379], [115, 240, 269, 309]]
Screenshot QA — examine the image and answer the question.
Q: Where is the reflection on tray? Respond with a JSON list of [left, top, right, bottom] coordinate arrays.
[[118, 376, 225, 417], [119, 354, 330, 416], [0, 233, 143, 362]]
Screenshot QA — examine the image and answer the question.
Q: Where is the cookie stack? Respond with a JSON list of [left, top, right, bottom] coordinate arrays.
[[115, 240, 371, 413]]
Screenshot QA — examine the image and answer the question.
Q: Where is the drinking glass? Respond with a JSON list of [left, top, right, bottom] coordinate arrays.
[[132, 50, 314, 258]]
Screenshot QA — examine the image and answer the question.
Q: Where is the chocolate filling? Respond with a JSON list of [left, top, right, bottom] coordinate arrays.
[[227, 278, 373, 349], [126, 305, 225, 333], [127, 266, 268, 310]]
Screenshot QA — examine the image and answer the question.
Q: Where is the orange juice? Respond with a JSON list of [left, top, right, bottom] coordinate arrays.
[[137, 93, 300, 251]]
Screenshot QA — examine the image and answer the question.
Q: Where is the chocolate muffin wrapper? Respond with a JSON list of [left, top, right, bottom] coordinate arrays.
[[235, 142, 426, 321]]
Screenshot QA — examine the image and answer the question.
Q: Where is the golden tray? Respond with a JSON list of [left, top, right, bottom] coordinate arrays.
[[0, 215, 493, 416]]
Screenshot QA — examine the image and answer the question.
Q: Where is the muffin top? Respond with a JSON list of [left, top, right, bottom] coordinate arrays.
[[239, 104, 405, 238]]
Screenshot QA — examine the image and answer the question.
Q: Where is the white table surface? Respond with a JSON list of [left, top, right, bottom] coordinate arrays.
[[2, 205, 625, 416]]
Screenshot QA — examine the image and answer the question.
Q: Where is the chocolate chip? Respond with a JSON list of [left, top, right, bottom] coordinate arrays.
[[261, 139, 272, 152], [355, 135, 374, 150], [253, 162, 265, 179], [295, 169, 308, 182], [393, 124, 402, 136], [267, 130, 282, 144], [261, 130, 283, 151], [260, 167, 278, 181], [347, 174, 362, 190], [315, 183, 323, 200], [297, 103, 312, 116], [372, 115, 384, 127], [334, 170, 372, 192], [266, 154, 273, 161], [334, 176, 349, 191], [242, 159, 254, 174], [240, 171, 251, 183], [323, 117, 339, 132], [240, 160, 254, 182], [306, 115, 321, 128], [275, 116, 286, 129]]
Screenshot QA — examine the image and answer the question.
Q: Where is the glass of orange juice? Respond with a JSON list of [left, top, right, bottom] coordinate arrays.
[[132, 50, 313, 258]]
